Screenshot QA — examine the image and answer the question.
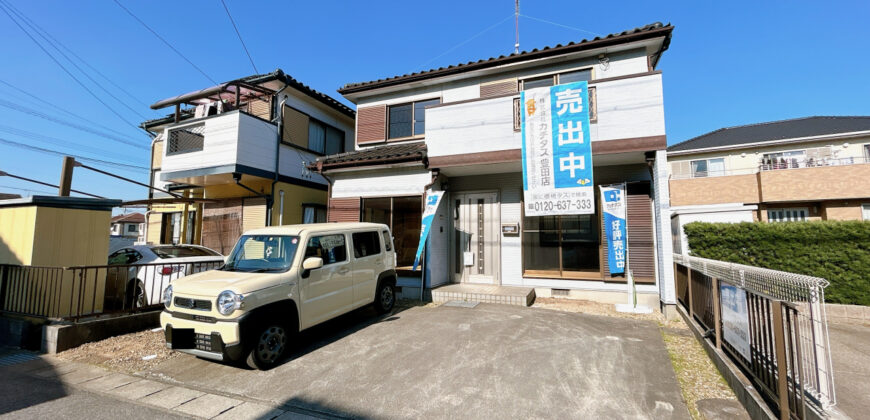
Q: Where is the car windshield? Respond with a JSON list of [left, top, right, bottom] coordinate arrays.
[[222, 235, 300, 272], [151, 246, 220, 259]]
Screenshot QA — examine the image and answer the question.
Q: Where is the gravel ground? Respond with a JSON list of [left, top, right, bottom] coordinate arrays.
[[56, 328, 181, 374], [533, 297, 665, 322]]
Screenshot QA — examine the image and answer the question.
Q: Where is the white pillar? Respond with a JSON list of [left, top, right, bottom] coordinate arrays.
[[652, 150, 677, 305]]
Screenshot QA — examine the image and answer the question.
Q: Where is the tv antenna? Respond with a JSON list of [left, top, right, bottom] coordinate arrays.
[[514, 0, 520, 53]]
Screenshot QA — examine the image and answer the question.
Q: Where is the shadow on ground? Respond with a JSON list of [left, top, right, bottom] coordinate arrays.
[[0, 353, 68, 415]]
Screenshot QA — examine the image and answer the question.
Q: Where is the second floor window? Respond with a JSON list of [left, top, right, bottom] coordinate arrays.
[[308, 120, 345, 155], [690, 158, 725, 178], [388, 98, 440, 139]]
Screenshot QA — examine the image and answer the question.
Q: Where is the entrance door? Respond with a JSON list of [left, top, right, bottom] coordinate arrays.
[[453, 192, 500, 284]]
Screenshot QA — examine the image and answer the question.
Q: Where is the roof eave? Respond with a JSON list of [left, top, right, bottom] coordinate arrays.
[[337, 24, 673, 95]]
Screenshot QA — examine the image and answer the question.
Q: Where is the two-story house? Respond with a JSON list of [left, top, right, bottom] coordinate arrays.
[[312, 23, 678, 312], [110, 212, 144, 238], [668, 116, 870, 253], [140, 69, 355, 253]]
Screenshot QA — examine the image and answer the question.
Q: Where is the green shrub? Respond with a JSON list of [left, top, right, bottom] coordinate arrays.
[[683, 221, 870, 306]]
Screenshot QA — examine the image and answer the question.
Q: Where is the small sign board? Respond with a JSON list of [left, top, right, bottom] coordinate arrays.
[[463, 251, 474, 266], [720, 282, 752, 360], [501, 223, 519, 235]]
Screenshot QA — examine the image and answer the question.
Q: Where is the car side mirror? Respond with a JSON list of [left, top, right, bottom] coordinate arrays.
[[302, 257, 323, 270]]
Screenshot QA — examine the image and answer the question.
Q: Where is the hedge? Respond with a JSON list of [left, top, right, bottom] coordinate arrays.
[[683, 221, 870, 306]]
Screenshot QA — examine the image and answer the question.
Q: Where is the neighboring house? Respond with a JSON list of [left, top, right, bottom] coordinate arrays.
[[668, 116, 870, 253], [0, 193, 22, 200], [312, 23, 678, 311], [110, 212, 145, 238], [140, 69, 355, 254]]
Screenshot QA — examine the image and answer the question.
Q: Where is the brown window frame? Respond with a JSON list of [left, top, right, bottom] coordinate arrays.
[[518, 67, 598, 124]]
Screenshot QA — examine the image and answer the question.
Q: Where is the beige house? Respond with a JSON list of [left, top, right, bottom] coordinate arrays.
[[667, 116, 870, 253]]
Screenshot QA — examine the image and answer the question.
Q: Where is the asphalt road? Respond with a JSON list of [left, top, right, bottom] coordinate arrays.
[[828, 322, 870, 419], [0, 368, 190, 420]]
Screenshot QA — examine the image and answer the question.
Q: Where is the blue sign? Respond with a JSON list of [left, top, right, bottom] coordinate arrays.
[[600, 183, 627, 275], [412, 191, 444, 271], [521, 81, 594, 216]]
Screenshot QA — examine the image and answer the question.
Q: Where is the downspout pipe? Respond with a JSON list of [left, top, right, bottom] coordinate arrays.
[[268, 82, 292, 226]]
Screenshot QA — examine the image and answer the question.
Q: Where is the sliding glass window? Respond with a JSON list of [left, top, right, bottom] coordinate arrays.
[[523, 214, 599, 279], [361, 196, 422, 274]]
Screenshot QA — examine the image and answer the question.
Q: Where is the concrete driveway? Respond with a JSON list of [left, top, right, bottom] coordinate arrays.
[[144, 303, 690, 419]]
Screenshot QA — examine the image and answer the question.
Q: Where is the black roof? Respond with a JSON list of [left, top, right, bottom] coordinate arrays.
[[339, 22, 672, 95], [313, 142, 427, 170], [668, 116, 870, 153]]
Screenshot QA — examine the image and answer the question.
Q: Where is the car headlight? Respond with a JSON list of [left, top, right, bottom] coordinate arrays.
[[163, 285, 173, 308], [216, 290, 243, 315]]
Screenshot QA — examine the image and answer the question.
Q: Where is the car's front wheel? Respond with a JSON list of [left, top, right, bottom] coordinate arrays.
[[246, 324, 289, 370], [374, 281, 395, 314]]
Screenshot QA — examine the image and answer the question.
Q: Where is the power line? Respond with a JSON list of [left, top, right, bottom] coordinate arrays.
[[0, 171, 104, 198], [0, 137, 149, 172], [419, 14, 514, 68], [1, 1, 151, 120], [0, 0, 147, 135], [0, 124, 148, 164], [220, 0, 258, 74], [0, 184, 57, 195], [519, 14, 603, 37], [0, 98, 148, 150], [0, 79, 146, 142], [76, 162, 181, 198], [112, 0, 218, 85]]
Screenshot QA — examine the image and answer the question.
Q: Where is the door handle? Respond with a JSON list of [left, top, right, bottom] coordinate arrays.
[[338, 268, 350, 275]]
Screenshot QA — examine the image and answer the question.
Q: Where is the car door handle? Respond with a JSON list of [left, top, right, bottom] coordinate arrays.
[[338, 268, 350, 275]]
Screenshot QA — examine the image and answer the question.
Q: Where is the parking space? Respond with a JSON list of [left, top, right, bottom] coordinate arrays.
[[142, 303, 690, 419]]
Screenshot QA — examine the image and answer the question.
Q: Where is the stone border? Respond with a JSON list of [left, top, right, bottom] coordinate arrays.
[[825, 303, 870, 325], [42, 312, 160, 354]]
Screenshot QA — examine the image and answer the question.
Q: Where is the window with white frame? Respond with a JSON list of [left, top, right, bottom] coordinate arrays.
[[864, 144, 870, 162], [127, 224, 138, 233], [690, 158, 725, 178], [862, 204, 870, 221], [767, 208, 808, 222]]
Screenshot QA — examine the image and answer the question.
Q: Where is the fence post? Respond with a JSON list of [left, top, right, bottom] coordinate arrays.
[[0, 265, 8, 311], [772, 300, 790, 420], [712, 277, 722, 349], [687, 267, 695, 319]]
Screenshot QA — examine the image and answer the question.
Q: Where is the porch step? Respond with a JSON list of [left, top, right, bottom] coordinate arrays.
[[432, 284, 536, 307]]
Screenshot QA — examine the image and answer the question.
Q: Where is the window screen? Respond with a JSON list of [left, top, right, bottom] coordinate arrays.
[[388, 104, 413, 139], [352, 231, 381, 258]]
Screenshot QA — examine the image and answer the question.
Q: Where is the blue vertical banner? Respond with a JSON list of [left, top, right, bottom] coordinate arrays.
[[412, 190, 444, 271], [521, 81, 594, 216], [601, 183, 627, 275]]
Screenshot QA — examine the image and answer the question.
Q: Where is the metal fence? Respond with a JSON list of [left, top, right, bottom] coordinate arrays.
[[673, 254, 835, 419], [0, 260, 222, 321]]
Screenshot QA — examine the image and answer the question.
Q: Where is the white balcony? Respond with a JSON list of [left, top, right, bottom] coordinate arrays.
[[160, 110, 279, 185]]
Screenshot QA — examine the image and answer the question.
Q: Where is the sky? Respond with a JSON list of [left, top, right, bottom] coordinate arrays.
[[0, 0, 867, 205]]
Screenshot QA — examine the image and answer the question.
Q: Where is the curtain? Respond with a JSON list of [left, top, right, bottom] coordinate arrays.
[[308, 122, 325, 154]]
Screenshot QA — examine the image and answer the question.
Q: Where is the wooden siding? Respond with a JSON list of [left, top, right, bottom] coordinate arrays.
[[357, 105, 386, 145], [282, 105, 309, 148], [602, 182, 655, 283], [479, 78, 517, 98], [328, 197, 360, 223], [202, 200, 242, 255]]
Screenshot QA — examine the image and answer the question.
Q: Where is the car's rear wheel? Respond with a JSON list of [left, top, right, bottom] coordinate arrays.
[[374, 281, 395, 314], [125, 281, 147, 308], [246, 324, 289, 370]]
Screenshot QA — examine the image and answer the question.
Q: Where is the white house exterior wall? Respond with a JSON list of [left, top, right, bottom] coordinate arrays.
[[593, 74, 665, 141]]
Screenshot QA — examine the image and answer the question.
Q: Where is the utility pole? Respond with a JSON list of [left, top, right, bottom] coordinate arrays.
[[58, 156, 75, 197], [514, 0, 520, 54]]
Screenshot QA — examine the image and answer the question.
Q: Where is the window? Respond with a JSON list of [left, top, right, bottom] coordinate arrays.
[[108, 249, 143, 265], [388, 99, 440, 139], [224, 235, 300, 272], [864, 144, 870, 162], [304, 234, 347, 265], [302, 204, 327, 224], [127, 224, 138, 233], [151, 246, 220, 258], [523, 214, 599, 277], [308, 120, 345, 155], [520, 68, 597, 123], [767, 208, 808, 222], [690, 158, 725, 178], [361, 196, 422, 273], [862, 204, 870, 221], [352, 231, 381, 258], [382, 231, 393, 252]]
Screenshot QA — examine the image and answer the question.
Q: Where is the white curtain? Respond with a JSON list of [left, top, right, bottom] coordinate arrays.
[[308, 122, 325, 154], [303, 207, 315, 224]]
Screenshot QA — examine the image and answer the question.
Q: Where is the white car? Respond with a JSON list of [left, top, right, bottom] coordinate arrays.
[[107, 244, 224, 308]]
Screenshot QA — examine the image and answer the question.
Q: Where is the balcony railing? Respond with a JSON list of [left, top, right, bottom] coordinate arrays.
[[670, 156, 870, 180]]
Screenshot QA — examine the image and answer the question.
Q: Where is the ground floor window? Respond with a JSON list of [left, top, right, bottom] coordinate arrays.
[[522, 214, 599, 279], [862, 204, 870, 221], [767, 207, 808, 222], [302, 204, 327, 224], [361, 196, 422, 274]]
